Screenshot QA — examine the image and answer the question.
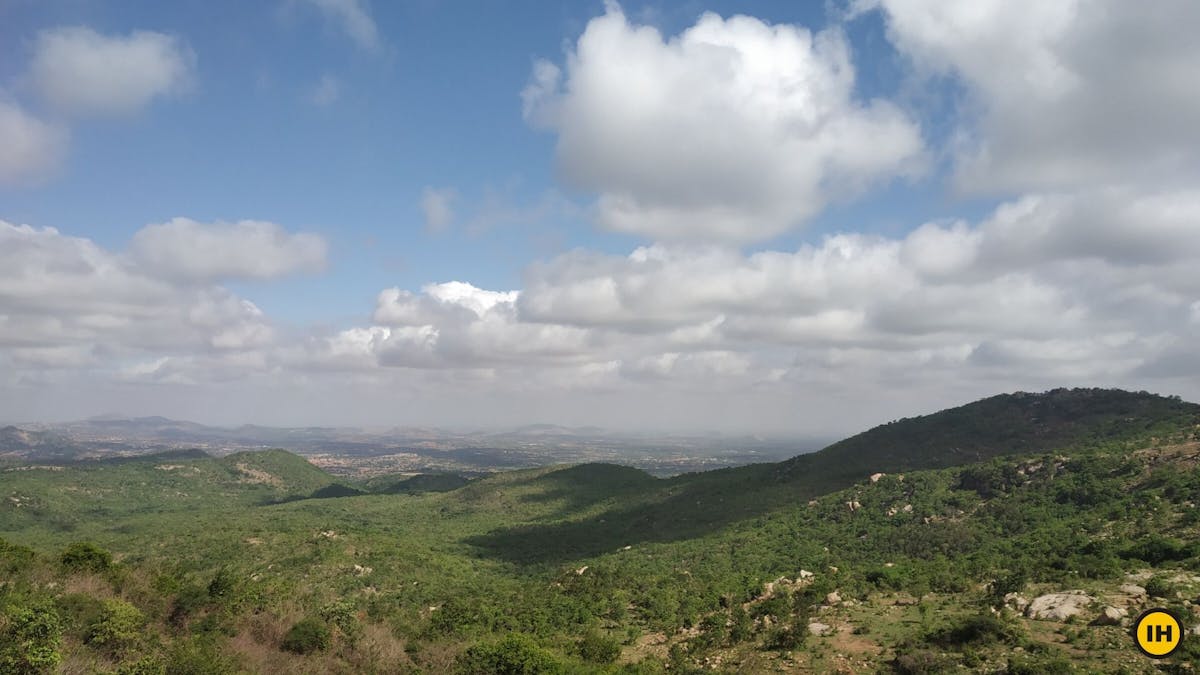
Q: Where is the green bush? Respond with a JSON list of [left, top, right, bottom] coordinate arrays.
[[116, 656, 167, 675], [60, 542, 113, 573], [0, 537, 35, 574], [87, 599, 146, 654], [927, 612, 1019, 648], [1144, 576, 1175, 599], [578, 629, 621, 664], [0, 603, 63, 674], [164, 636, 239, 675], [281, 617, 331, 654], [457, 634, 564, 674], [206, 568, 236, 599], [890, 649, 956, 674]]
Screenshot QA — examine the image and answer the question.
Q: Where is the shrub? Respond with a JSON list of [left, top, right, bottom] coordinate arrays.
[[578, 630, 621, 664], [60, 542, 113, 573], [164, 636, 239, 675], [0, 537, 35, 574], [927, 612, 1019, 649], [457, 634, 564, 674], [1144, 576, 1175, 599], [87, 599, 145, 654], [0, 603, 63, 674], [116, 656, 167, 675], [890, 649, 956, 674], [206, 568, 236, 599], [281, 617, 331, 654]]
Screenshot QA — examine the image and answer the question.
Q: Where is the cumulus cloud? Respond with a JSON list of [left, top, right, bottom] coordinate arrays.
[[300, 0, 381, 53], [420, 187, 457, 232], [523, 2, 923, 242], [30, 26, 194, 117], [863, 0, 1200, 192], [255, 187, 1200, 412], [0, 100, 68, 185], [129, 218, 327, 282]]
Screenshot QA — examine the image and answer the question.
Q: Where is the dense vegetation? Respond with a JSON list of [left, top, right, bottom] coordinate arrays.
[[2, 388, 1199, 672]]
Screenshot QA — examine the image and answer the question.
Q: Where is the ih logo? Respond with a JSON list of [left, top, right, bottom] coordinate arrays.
[[1132, 608, 1183, 658]]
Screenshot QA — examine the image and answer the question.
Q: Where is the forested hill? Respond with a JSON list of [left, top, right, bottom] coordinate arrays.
[[775, 388, 1200, 484]]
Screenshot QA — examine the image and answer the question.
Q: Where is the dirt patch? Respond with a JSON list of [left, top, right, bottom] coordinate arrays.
[[235, 462, 283, 487]]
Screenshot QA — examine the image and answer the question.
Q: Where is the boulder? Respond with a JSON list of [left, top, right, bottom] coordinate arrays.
[[869, 472, 886, 483], [1003, 593, 1030, 612], [1091, 606, 1127, 626], [1119, 583, 1147, 599], [808, 622, 833, 637], [1026, 591, 1094, 621], [798, 569, 814, 579], [825, 591, 842, 605]]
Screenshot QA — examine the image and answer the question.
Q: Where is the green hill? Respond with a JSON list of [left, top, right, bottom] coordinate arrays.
[[3, 389, 1200, 673], [776, 387, 1200, 482]]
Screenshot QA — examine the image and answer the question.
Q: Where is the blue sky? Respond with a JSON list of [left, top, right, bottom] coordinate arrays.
[[2, 1, 1198, 432]]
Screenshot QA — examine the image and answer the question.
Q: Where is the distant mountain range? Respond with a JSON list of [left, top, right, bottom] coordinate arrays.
[[0, 414, 816, 471]]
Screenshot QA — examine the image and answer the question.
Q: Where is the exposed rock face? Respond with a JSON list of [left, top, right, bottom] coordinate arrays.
[[1026, 591, 1094, 621], [869, 472, 886, 483], [1091, 606, 1128, 626], [808, 622, 833, 636], [825, 591, 842, 605], [798, 569, 814, 579]]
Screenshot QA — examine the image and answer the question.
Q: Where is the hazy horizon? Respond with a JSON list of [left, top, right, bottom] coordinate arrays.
[[3, 1, 1199, 437]]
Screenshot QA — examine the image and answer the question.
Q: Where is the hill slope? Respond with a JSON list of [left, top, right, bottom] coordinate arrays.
[[776, 388, 1200, 483]]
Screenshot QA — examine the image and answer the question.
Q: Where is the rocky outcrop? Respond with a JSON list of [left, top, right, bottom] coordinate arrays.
[[1026, 591, 1094, 621]]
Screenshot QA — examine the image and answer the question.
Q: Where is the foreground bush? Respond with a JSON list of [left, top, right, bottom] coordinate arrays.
[[281, 616, 332, 654], [0, 604, 63, 674]]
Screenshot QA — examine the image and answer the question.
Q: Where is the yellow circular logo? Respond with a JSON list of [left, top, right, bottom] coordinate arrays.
[[1132, 608, 1183, 658]]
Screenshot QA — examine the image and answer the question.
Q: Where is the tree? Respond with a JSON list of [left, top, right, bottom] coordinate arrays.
[[60, 542, 113, 573]]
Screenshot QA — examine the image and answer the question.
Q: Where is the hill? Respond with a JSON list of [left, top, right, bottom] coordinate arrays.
[[2, 388, 1200, 672], [776, 388, 1200, 482]]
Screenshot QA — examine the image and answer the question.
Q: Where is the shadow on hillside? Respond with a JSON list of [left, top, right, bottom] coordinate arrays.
[[463, 461, 845, 565]]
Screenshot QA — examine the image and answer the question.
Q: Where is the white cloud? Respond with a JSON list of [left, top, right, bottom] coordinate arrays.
[[130, 218, 327, 282], [308, 74, 340, 106], [420, 187, 456, 232], [865, 0, 1200, 193], [524, 3, 923, 242], [30, 26, 194, 117], [300, 0, 381, 53], [0, 101, 68, 186], [0, 220, 278, 370]]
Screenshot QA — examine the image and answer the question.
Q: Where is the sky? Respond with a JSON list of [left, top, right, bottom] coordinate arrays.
[[1, 0, 1199, 436]]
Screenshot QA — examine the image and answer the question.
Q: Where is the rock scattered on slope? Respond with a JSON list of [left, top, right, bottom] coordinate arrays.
[[808, 622, 833, 636], [1119, 583, 1147, 599], [1091, 606, 1127, 626]]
